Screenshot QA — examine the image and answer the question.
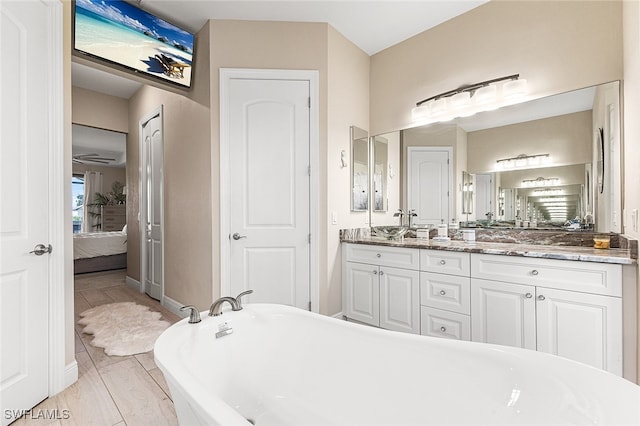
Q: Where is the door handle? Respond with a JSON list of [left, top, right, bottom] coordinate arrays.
[[30, 244, 52, 256], [232, 233, 247, 240]]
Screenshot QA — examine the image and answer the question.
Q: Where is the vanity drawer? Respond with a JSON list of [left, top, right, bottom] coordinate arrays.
[[470, 253, 622, 297], [420, 250, 470, 277], [420, 272, 470, 315], [344, 243, 420, 270], [420, 306, 470, 341]]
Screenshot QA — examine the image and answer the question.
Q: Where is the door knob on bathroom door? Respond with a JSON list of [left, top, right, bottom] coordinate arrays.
[[232, 233, 247, 240]]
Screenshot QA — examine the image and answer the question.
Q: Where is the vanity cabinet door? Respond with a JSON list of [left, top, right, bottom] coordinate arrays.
[[471, 278, 536, 350], [344, 262, 379, 327], [379, 267, 420, 334], [536, 287, 622, 375]]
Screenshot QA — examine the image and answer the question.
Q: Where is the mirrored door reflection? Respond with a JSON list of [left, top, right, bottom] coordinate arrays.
[[350, 126, 369, 212]]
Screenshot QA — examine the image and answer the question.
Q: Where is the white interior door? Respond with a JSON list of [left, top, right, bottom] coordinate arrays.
[[474, 173, 493, 221], [226, 77, 310, 309], [141, 111, 163, 301], [1, 1, 53, 422], [407, 147, 451, 226]]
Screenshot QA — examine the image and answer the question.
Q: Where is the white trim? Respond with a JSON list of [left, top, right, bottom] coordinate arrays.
[[139, 106, 165, 301], [331, 312, 344, 320], [125, 275, 141, 291], [218, 68, 320, 313], [406, 146, 454, 224], [47, 0, 68, 395], [64, 361, 79, 389], [162, 295, 188, 319]]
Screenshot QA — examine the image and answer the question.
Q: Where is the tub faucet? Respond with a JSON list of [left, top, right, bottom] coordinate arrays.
[[233, 290, 253, 311], [209, 297, 237, 317]]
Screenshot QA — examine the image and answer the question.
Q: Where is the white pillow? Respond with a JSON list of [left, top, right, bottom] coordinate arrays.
[[122, 224, 127, 235]]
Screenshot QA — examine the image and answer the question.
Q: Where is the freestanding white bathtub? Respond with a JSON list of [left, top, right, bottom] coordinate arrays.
[[155, 304, 640, 426]]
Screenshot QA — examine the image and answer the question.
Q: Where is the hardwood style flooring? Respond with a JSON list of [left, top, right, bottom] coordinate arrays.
[[14, 270, 182, 426]]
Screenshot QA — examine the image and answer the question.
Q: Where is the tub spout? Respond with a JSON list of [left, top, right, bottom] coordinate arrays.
[[209, 297, 237, 317]]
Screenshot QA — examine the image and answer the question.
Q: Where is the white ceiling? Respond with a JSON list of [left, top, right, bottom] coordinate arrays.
[[72, 124, 127, 168]]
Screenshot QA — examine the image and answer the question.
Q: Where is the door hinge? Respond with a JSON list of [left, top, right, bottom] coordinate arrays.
[[308, 233, 311, 243], [308, 97, 311, 108], [308, 301, 312, 311], [308, 165, 311, 176]]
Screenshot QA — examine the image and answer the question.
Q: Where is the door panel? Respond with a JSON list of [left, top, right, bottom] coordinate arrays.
[[344, 262, 379, 326], [142, 114, 163, 300], [1, 1, 52, 421], [228, 79, 310, 309], [471, 279, 536, 350], [408, 149, 450, 226], [379, 267, 420, 334], [536, 287, 622, 375]]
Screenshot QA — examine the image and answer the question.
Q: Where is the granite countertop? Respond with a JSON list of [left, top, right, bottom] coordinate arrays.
[[341, 236, 636, 265]]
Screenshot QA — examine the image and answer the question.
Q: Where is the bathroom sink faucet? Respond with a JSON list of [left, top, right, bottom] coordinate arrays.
[[408, 209, 417, 229], [393, 209, 405, 226]]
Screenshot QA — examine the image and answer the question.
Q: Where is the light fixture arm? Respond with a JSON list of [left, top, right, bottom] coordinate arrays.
[[415, 74, 520, 107]]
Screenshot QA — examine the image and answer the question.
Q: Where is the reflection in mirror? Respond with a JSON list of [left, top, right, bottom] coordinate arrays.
[[383, 81, 620, 232], [373, 136, 388, 212], [350, 126, 369, 212], [462, 171, 473, 215]]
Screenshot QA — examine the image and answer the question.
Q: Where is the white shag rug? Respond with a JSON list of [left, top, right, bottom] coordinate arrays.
[[78, 302, 170, 356]]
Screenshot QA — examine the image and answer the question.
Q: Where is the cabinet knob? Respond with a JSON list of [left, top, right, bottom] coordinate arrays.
[[531, 269, 539, 276], [373, 270, 378, 275], [379, 270, 384, 276], [439, 290, 446, 296], [537, 294, 546, 301], [439, 260, 446, 265], [440, 326, 446, 332], [376, 253, 382, 258], [524, 292, 533, 299]]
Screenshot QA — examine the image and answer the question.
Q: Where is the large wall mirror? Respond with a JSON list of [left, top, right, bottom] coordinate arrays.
[[350, 126, 369, 212], [368, 81, 621, 233]]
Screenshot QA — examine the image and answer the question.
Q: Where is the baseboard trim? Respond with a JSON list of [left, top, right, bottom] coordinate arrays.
[[125, 276, 141, 292], [63, 360, 78, 390], [163, 295, 188, 318]]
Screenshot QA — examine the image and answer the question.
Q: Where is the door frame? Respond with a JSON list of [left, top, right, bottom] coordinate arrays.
[[219, 68, 319, 313], [406, 146, 454, 224], [139, 106, 165, 301]]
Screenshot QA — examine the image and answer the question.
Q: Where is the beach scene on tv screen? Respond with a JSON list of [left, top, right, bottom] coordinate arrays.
[[75, 0, 194, 88]]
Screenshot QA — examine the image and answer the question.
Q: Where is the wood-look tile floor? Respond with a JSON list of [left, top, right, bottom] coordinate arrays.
[[14, 270, 182, 426]]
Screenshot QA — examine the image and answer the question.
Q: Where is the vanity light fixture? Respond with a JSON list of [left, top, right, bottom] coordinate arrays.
[[532, 188, 564, 196], [411, 74, 528, 123], [522, 177, 560, 187], [496, 153, 551, 170]]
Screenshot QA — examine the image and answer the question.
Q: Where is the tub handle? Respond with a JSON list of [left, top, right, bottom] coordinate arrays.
[[233, 289, 254, 311], [180, 305, 202, 324]]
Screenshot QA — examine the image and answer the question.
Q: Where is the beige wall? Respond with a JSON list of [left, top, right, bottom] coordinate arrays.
[[208, 20, 332, 310], [623, 0, 640, 382], [370, 1, 623, 136], [326, 27, 371, 314], [127, 23, 212, 309], [467, 111, 593, 174], [72, 86, 129, 133]]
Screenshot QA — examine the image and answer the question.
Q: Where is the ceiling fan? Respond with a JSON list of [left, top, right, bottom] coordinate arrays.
[[72, 153, 116, 165]]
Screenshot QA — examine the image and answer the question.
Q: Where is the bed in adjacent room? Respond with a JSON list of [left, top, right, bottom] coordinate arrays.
[[73, 229, 127, 274]]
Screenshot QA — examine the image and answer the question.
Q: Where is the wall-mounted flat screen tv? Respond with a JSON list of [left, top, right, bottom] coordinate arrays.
[[74, 0, 195, 88]]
